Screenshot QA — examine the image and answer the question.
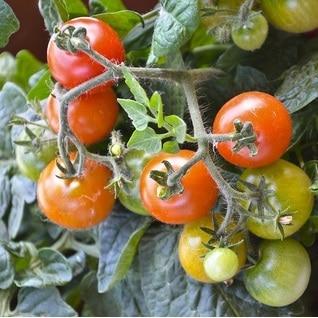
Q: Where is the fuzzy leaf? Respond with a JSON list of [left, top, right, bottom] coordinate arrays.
[[0, 245, 14, 289], [0, 0, 19, 48], [128, 127, 162, 154], [97, 207, 151, 292], [27, 69, 53, 101], [165, 115, 187, 143]]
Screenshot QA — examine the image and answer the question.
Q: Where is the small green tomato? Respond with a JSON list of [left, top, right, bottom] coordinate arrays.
[[203, 247, 239, 282]]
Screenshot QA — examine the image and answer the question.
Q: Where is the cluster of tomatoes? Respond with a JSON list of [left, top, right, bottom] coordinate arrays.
[[202, 0, 318, 51], [14, 2, 317, 309]]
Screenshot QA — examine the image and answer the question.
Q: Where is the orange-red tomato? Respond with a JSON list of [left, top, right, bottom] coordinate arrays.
[[47, 17, 125, 91], [212, 91, 292, 168], [37, 154, 115, 229], [46, 88, 119, 145], [140, 150, 218, 224]]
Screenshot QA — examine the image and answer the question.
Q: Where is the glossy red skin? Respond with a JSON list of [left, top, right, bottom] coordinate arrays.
[[37, 154, 115, 229], [212, 91, 292, 168], [47, 17, 125, 91], [46, 88, 119, 145], [140, 150, 219, 224]]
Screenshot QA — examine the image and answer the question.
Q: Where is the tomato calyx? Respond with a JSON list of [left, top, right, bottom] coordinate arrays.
[[53, 25, 90, 54], [150, 160, 184, 200]]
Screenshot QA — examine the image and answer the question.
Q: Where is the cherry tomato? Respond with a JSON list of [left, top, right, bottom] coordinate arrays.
[[244, 239, 311, 307], [47, 17, 125, 91], [118, 149, 151, 216], [212, 91, 292, 168], [260, 0, 318, 34], [204, 247, 239, 282], [178, 214, 247, 283], [15, 124, 57, 181], [140, 150, 218, 224], [231, 13, 268, 51], [46, 88, 119, 145], [37, 153, 115, 229], [239, 159, 314, 240]]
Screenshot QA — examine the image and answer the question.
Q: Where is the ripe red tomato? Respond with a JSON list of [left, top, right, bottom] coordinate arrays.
[[140, 150, 218, 224], [212, 91, 292, 168], [47, 17, 125, 91], [46, 88, 119, 145], [37, 153, 115, 229]]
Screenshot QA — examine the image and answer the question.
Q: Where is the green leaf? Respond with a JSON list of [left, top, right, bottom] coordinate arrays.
[[276, 53, 318, 113], [16, 287, 77, 316], [164, 115, 187, 143], [27, 70, 54, 101], [162, 140, 179, 153], [14, 50, 44, 91], [38, 0, 63, 35], [97, 207, 151, 292], [15, 248, 72, 288], [0, 245, 14, 289], [0, 0, 19, 48], [117, 99, 150, 131], [128, 127, 162, 154], [150, 0, 199, 59], [55, 0, 88, 20], [0, 52, 16, 88], [89, 0, 126, 14], [9, 175, 36, 239], [0, 83, 27, 158], [122, 68, 150, 106], [150, 91, 164, 127], [95, 10, 143, 38]]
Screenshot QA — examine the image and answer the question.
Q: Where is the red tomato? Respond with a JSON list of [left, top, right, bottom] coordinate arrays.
[[212, 91, 292, 168], [140, 150, 218, 224], [37, 153, 115, 229], [47, 17, 125, 91], [46, 88, 119, 145]]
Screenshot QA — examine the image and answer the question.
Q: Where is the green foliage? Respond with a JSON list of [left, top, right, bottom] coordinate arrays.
[[89, 0, 126, 14], [149, 0, 200, 63], [0, 0, 19, 48], [95, 10, 143, 38]]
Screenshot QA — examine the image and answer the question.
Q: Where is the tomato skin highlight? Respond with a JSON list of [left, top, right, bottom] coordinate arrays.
[[231, 13, 268, 51], [260, 0, 318, 34], [37, 154, 115, 229], [140, 150, 218, 224], [239, 159, 314, 240], [178, 215, 247, 283], [244, 239, 311, 307], [47, 17, 125, 91], [212, 91, 292, 168], [46, 88, 119, 145]]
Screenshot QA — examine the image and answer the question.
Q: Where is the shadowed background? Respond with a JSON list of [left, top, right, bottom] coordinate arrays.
[[2, 0, 158, 61]]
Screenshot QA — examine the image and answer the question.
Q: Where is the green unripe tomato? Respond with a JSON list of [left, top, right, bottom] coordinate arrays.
[[203, 247, 239, 282], [231, 13, 268, 51], [260, 0, 318, 34], [15, 124, 57, 181], [239, 159, 314, 240], [244, 239, 311, 307], [118, 149, 151, 216]]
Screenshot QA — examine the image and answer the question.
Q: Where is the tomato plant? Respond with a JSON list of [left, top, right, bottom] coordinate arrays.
[[212, 91, 292, 168], [231, 12, 268, 51], [140, 150, 218, 224], [244, 239, 311, 307], [46, 88, 119, 145], [15, 124, 57, 181], [260, 0, 318, 33], [118, 149, 151, 216], [178, 215, 247, 283], [239, 159, 314, 240], [37, 153, 115, 229], [47, 17, 125, 91]]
